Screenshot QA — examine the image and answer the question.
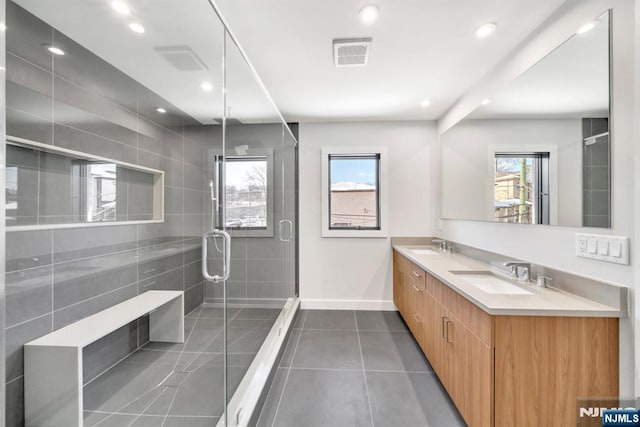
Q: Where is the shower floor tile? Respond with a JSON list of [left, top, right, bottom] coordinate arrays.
[[257, 310, 466, 427], [82, 304, 280, 426]]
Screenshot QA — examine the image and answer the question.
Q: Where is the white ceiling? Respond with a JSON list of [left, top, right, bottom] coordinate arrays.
[[17, 0, 569, 124], [215, 0, 568, 122]]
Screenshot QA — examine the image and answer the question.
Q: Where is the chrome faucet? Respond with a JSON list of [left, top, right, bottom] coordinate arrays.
[[503, 262, 531, 282], [432, 238, 447, 251]]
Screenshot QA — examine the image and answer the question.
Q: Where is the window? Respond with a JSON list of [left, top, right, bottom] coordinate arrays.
[[321, 147, 387, 238], [212, 150, 274, 237], [494, 153, 549, 225], [328, 154, 380, 230], [224, 156, 268, 229]]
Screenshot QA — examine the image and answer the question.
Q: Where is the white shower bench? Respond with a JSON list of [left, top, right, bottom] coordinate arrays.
[[24, 290, 184, 427]]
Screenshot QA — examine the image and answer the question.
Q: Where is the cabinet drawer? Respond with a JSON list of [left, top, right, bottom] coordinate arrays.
[[432, 276, 457, 309], [456, 293, 492, 345], [407, 261, 426, 291]]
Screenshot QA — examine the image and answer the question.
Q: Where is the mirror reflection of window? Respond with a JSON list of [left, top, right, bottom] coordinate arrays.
[[494, 153, 549, 225], [88, 164, 117, 222], [71, 162, 117, 222], [5, 141, 161, 228]]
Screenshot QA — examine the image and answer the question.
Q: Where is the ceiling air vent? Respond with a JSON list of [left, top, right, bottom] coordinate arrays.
[[333, 38, 372, 67], [154, 45, 209, 71]]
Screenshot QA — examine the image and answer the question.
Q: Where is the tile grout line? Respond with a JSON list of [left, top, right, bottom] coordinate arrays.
[[93, 304, 206, 426], [86, 410, 219, 419], [90, 307, 206, 425], [127, 387, 173, 427], [354, 310, 376, 427], [269, 310, 307, 427], [286, 366, 433, 374]]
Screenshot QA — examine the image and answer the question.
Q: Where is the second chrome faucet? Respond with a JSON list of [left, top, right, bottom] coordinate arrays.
[[503, 262, 531, 283]]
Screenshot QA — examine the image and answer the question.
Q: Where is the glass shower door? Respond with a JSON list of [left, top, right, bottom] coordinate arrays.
[[281, 125, 298, 322]]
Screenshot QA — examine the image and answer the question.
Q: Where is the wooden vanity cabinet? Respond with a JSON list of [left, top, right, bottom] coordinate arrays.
[[394, 252, 427, 348], [393, 250, 618, 427]]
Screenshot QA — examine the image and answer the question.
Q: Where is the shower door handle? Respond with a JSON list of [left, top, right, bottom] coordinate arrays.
[[278, 220, 293, 242], [202, 229, 231, 282], [283, 220, 293, 242]]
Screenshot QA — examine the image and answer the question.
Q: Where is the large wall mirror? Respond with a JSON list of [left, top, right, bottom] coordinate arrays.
[[441, 10, 610, 228]]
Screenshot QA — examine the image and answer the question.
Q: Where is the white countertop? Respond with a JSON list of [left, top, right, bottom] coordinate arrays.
[[393, 245, 623, 317]]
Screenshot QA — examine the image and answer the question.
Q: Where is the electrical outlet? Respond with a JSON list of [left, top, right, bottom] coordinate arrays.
[[575, 235, 588, 256], [576, 233, 630, 265]]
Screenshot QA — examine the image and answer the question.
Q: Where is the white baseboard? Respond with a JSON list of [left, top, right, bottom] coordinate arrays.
[[301, 299, 397, 311]]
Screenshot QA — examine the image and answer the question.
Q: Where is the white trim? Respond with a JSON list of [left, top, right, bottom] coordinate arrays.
[[321, 146, 389, 238], [7, 136, 163, 175], [301, 298, 396, 311], [7, 219, 164, 233]]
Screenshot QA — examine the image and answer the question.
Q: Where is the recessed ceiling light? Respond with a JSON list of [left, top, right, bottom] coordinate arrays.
[[481, 98, 491, 105], [128, 22, 145, 34], [111, 1, 130, 15], [200, 81, 214, 92], [0, 23, 6, 32], [576, 20, 599, 34], [359, 4, 380, 25], [420, 99, 432, 108], [475, 22, 497, 38], [47, 46, 65, 56], [156, 107, 166, 114]]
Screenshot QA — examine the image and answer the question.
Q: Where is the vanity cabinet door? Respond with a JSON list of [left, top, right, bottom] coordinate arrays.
[[461, 322, 493, 427], [429, 297, 448, 380], [393, 252, 410, 318], [393, 253, 403, 314], [422, 287, 436, 360]]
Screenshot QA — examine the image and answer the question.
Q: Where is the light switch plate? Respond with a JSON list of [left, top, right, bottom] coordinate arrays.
[[576, 233, 630, 265]]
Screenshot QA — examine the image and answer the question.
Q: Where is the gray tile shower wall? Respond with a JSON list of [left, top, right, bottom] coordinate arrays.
[[204, 124, 296, 307], [582, 117, 610, 228], [4, 3, 213, 426]]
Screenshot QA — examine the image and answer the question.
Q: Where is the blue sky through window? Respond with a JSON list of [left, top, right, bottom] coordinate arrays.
[[330, 158, 377, 185]]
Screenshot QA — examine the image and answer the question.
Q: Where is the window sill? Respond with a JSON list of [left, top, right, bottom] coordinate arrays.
[[322, 228, 388, 238]]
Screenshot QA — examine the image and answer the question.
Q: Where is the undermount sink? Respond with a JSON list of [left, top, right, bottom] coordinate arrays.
[[449, 270, 534, 295], [409, 248, 441, 256]]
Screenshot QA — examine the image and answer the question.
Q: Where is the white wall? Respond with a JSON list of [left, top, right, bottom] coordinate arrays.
[[437, 0, 636, 397], [441, 119, 582, 225], [299, 121, 438, 310]]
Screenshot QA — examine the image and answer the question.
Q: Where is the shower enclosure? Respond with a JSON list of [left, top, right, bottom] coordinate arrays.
[[3, 0, 298, 426]]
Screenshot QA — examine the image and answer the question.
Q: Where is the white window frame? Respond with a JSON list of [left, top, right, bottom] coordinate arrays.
[[321, 146, 388, 238]]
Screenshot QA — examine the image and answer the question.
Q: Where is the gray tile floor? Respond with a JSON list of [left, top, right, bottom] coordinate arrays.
[[82, 305, 281, 427], [257, 310, 466, 427]]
